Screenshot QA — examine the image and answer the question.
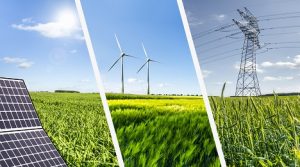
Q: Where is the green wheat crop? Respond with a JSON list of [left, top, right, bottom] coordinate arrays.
[[211, 84, 300, 166]]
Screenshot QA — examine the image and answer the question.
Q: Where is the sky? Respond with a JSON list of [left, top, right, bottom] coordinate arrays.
[[183, 0, 300, 96], [0, 0, 97, 92], [81, 0, 200, 95]]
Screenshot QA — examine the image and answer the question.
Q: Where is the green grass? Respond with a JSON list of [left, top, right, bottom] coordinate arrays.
[[30, 92, 118, 167], [108, 94, 220, 167], [210, 90, 300, 166]]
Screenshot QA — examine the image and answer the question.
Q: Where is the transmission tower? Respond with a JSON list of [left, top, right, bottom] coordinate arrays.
[[233, 7, 261, 96]]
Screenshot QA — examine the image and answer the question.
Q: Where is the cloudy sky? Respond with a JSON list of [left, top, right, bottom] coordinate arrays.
[[81, 0, 200, 95], [0, 0, 201, 95], [0, 0, 97, 92], [183, 0, 300, 96]]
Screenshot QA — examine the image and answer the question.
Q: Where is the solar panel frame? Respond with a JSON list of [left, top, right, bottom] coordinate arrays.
[[0, 77, 67, 166]]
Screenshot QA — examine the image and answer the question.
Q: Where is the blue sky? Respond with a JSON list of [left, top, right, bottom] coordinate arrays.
[[0, 0, 97, 92], [0, 0, 201, 95], [81, 0, 200, 94], [183, 0, 300, 96]]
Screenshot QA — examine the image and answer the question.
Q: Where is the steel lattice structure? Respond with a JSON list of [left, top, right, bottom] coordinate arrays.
[[234, 7, 261, 96]]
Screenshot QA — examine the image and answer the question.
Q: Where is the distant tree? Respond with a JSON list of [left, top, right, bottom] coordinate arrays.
[[55, 90, 80, 93]]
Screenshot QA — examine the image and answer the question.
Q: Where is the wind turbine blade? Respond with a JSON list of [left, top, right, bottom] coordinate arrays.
[[115, 34, 123, 53], [108, 56, 122, 71], [137, 61, 148, 73], [125, 54, 138, 59], [150, 59, 161, 63], [142, 43, 149, 58]]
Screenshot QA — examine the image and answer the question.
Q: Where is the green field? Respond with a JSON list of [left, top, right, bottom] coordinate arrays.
[[30, 92, 118, 167], [107, 94, 220, 166], [210, 93, 300, 166]]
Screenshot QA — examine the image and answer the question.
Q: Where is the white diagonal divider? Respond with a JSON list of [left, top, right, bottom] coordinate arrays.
[[177, 0, 227, 166], [74, 1, 124, 166]]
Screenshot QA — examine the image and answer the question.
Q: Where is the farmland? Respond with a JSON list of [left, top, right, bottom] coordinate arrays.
[[210, 93, 300, 166], [107, 94, 220, 166], [30, 92, 118, 167]]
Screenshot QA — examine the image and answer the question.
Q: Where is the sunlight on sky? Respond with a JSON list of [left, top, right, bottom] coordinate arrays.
[[56, 8, 78, 28]]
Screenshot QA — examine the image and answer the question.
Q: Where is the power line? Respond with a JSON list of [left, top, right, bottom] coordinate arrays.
[[200, 43, 269, 62], [192, 14, 300, 39], [196, 39, 242, 51], [259, 15, 300, 21], [194, 25, 300, 47], [195, 31, 242, 46], [258, 11, 300, 18], [267, 41, 300, 45], [201, 52, 242, 65], [192, 23, 235, 39], [201, 48, 242, 60], [200, 48, 270, 65], [200, 46, 300, 65], [192, 10, 300, 38], [261, 31, 299, 37], [261, 25, 300, 31]]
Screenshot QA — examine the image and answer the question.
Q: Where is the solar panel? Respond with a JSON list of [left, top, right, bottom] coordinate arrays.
[[0, 129, 66, 167], [0, 78, 41, 131], [0, 77, 66, 166]]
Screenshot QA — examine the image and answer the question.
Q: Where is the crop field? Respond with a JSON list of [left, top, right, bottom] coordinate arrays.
[[30, 92, 118, 167], [210, 93, 300, 166], [107, 94, 220, 167]]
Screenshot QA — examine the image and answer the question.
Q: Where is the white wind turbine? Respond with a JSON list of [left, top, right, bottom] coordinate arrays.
[[108, 34, 135, 94], [137, 43, 160, 95]]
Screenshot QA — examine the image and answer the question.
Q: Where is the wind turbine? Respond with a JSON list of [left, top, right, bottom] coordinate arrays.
[[108, 34, 135, 94], [137, 43, 160, 95]]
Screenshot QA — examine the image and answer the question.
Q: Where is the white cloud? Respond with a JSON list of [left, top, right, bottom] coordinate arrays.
[[127, 78, 144, 84], [3, 57, 26, 64], [261, 61, 273, 67], [256, 65, 264, 73], [261, 55, 300, 69], [21, 17, 34, 24], [202, 70, 212, 78], [214, 14, 226, 21], [18, 62, 34, 69], [263, 76, 294, 81], [158, 83, 170, 88], [261, 61, 296, 68], [12, 18, 83, 40], [2, 57, 34, 69], [128, 78, 137, 83], [186, 11, 204, 26]]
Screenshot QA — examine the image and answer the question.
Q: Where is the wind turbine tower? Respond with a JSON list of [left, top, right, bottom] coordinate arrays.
[[108, 34, 135, 94], [137, 43, 160, 95]]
